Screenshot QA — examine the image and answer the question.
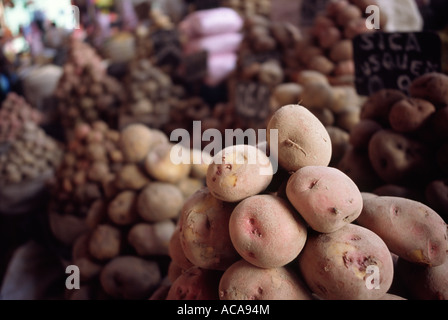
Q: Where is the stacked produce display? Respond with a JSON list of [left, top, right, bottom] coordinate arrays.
[[53, 39, 127, 140], [1, 0, 448, 302], [165, 104, 448, 300], [47, 121, 209, 299], [0, 93, 63, 214]]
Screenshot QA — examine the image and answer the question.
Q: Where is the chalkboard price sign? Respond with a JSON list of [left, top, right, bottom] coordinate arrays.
[[353, 31, 442, 96]]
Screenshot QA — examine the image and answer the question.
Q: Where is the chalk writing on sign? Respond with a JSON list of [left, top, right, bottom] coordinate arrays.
[[353, 32, 441, 96]]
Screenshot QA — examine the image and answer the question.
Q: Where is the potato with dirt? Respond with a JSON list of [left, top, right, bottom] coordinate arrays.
[[206, 144, 273, 203], [219, 259, 312, 300], [229, 194, 307, 268], [166, 266, 223, 300], [267, 104, 332, 172], [100, 255, 161, 299], [356, 196, 448, 266], [286, 166, 363, 233], [179, 187, 240, 270], [298, 223, 394, 300]]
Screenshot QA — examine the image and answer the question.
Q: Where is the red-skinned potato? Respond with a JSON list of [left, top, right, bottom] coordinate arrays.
[[219, 259, 312, 300], [356, 196, 448, 266], [388, 98, 436, 133], [349, 119, 382, 149], [298, 224, 394, 300], [396, 257, 448, 300], [179, 187, 240, 270], [368, 130, 431, 184], [409, 72, 448, 107], [229, 194, 307, 268], [286, 166, 363, 233], [166, 266, 222, 300], [360, 89, 407, 125]]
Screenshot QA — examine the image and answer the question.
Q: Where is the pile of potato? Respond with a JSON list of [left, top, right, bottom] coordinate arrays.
[[338, 72, 448, 222], [162, 103, 448, 300], [0, 93, 62, 184], [293, 0, 386, 85], [119, 58, 186, 130], [54, 39, 127, 139], [47, 122, 209, 299], [0, 92, 43, 143]]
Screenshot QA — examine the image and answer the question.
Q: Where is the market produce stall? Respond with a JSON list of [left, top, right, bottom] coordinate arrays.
[[1, 0, 448, 303]]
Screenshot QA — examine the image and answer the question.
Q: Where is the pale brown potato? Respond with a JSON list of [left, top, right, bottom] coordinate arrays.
[[108, 190, 138, 226], [128, 220, 176, 256], [137, 182, 184, 222], [119, 123, 154, 163], [88, 224, 122, 261], [267, 104, 332, 172], [219, 259, 312, 300]]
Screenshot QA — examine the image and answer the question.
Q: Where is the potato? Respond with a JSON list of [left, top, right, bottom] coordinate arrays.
[[137, 182, 184, 222], [368, 130, 431, 184], [219, 259, 312, 300], [409, 72, 448, 107], [360, 89, 407, 125], [86, 199, 107, 229], [432, 107, 448, 140], [88, 224, 122, 261], [177, 177, 204, 199], [267, 104, 332, 172], [388, 98, 436, 133], [179, 187, 239, 270], [108, 190, 138, 226], [300, 82, 335, 110], [229, 194, 307, 268], [349, 119, 382, 149], [169, 226, 194, 271], [396, 257, 448, 300], [144, 143, 191, 183], [114, 164, 150, 190], [326, 126, 350, 165], [309, 107, 335, 127], [337, 146, 383, 192], [166, 266, 222, 300], [317, 26, 341, 49], [128, 220, 176, 256], [336, 3, 362, 27], [335, 105, 361, 132], [295, 70, 329, 86], [75, 257, 103, 282], [286, 166, 363, 233], [425, 179, 448, 221], [100, 256, 161, 299], [378, 293, 407, 300], [272, 83, 303, 107], [329, 39, 353, 62], [48, 212, 88, 247], [330, 85, 359, 114], [206, 144, 273, 203], [373, 184, 423, 202], [189, 148, 212, 180], [120, 124, 154, 163], [298, 224, 394, 300], [356, 196, 448, 266], [307, 55, 335, 76]]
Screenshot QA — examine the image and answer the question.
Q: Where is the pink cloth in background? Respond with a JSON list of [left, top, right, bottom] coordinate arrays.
[[183, 32, 244, 55], [204, 52, 238, 87], [179, 7, 243, 38]]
